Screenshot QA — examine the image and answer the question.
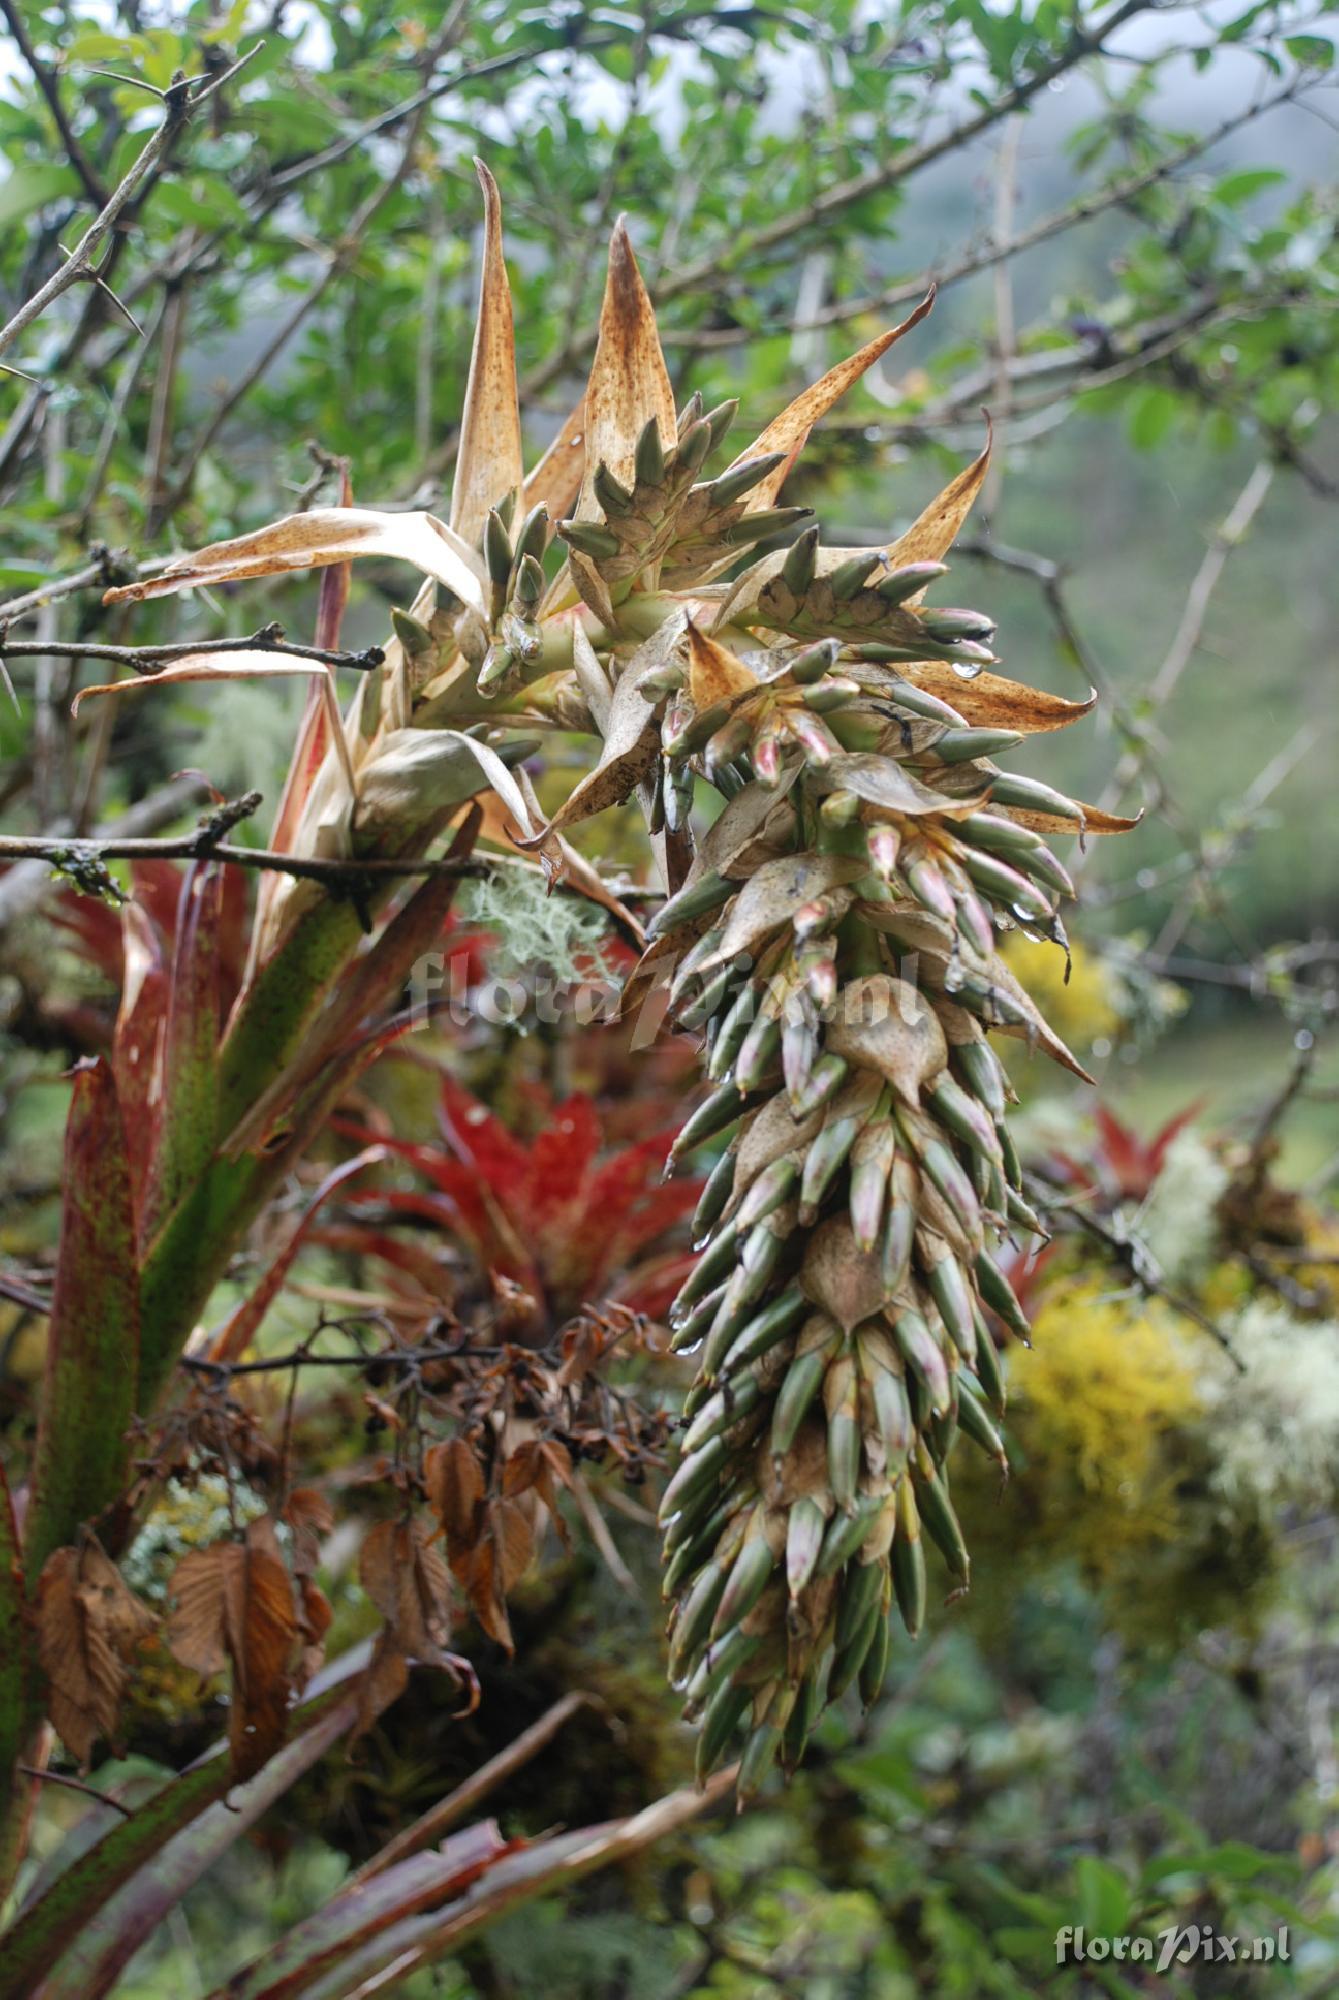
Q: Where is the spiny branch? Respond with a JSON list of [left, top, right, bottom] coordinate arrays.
[[0, 621, 387, 678], [0, 43, 263, 362], [1025, 1172, 1244, 1368], [0, 795, 489, 892]]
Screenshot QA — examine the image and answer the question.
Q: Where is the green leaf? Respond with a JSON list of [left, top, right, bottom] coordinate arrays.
[[152, 177, 250, 231], [0, 164, 78, 228], [1075, 1855, 1131, 1938], [1214, 168, 1287, 207], [1128, 386, 1178, 450], [1285, 34, 1334, 67]]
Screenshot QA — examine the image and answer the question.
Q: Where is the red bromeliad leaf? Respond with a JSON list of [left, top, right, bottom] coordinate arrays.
[[1050, 1100, 1208, 1203], [25, 1057, 140, 1585], [0, 1463, 26, 1811], [206, 1146, 386, 1364], [221, 1771, 737, 1999], [207, 1820, 519, 2000], [35, 1540, 156, 1767], [143, 861, 222, 1237], [26, 1675, 368, 2000], [338, 1072, 702, 1326], [112, 900, 168, 1218]]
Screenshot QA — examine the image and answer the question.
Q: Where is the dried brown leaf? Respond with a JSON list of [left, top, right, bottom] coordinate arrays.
[[424, 1439, 485, 1558], [458, 1499, 534, 1654], [71, 650, 336, 721], [296, 1577, 333, 1688], [360, 1517, 453, 1661], [165, 1541, 238, 1679], [354, 1629, 411, 1745], [536, 613, 688, 838], [686, 620, 757, 710], [231, 1520, 301, 1780], [894, 662, 1097, 734], [36, 1541, 155, 1766], [706, 852, 864, 970], [565, 548, 618, 630], [164, 1521, 301, 1780], [994, 796, 1141, 837], [822, 751, 985, 818], [284, 1488, 335, 1581]]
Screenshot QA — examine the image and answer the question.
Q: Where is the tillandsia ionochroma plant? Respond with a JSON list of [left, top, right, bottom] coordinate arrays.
[[1, 153, 1137, 1904]]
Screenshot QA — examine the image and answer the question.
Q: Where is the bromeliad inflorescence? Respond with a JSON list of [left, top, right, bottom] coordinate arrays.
[[92, 162, 1136, 1801]]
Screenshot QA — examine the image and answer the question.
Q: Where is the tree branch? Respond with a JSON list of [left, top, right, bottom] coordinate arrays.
[[0, 43, 263, 363], [0, 622, 387, 678], [658, 76, 1306, 352]]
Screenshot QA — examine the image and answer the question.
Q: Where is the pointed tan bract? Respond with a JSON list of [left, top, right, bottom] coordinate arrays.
[[450, 161, 525, 546], [576, 216, 678, 516], [722, 289, 937, 513]]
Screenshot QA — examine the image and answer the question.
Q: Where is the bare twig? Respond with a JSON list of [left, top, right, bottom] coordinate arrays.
[[143, 275, 188, 518], [0, 549, 150, 628], [0, 769, 215, 930], [0, 813, 488, 891], [76, 293, 168, 532], [353, 1693, 597, 1885], [0, 622, 387, 677], [0, 44, 263, 362], [657, 1, 1158, 307], [15, 1766, 133, 1819], [1101, 461, 1275, 807], [1026, 1172, 1243, 1367], [657, 78, 1306, 352], [984, 115, 1021, 518]]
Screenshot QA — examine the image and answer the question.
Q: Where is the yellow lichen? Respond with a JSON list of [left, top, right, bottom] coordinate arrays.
[[1005, 1282, 1202, 1577], [1003, 933, 1122, 1054]]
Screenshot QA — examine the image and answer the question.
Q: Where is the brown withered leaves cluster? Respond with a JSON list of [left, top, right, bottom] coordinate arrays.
[[32, 1305, 668, 1776]]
